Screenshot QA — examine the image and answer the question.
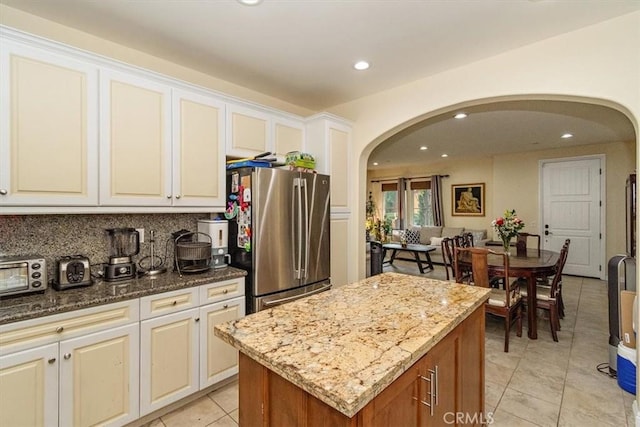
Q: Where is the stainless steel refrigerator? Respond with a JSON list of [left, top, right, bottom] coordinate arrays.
[[226, 167, 331, 313]]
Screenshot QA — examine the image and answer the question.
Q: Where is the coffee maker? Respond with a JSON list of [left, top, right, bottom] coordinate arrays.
[[197, 219, 230, 269], [104, 228, 140, 281]]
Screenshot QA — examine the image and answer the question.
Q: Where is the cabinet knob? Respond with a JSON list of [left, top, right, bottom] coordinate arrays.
[[63, 353, 71, 360], [56, 326, 64, 333], [195, 318, 200, 322], [48, 358, 56, 364], [0, 189, 7, 195], [172, 300, 177, 306], [175, 195, 181, 199], [167, 195, 172, 199], [223, 289, 228, 294], [223, 304, 228, 309]]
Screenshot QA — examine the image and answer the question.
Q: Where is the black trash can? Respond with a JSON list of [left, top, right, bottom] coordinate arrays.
[[370, 241, 383, 276]]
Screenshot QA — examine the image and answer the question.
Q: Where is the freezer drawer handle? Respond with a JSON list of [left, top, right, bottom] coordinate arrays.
[[262, 284, 331, 307]]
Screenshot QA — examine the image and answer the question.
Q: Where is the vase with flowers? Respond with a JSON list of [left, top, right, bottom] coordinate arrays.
[[491, 209, 525, 253]]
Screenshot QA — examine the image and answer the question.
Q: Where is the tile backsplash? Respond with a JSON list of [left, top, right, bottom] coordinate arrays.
[[0, 213, 217, 281]]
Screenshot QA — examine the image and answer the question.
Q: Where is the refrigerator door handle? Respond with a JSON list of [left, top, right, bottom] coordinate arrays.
[[293, 177, 303, 280], [301, 178, 309, 279]]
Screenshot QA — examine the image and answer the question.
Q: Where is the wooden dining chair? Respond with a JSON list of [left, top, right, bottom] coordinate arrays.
[[453, 232, 474, 248], [519, 239, 570, 341], [441, 237, 456, 281], [454, 247, 523, 352], [516, 232, 541, 255]]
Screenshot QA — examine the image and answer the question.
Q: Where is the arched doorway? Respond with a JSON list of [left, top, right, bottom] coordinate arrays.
[[363, 97, 637, 279]]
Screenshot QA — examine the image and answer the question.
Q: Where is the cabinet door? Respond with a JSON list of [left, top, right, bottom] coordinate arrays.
[[172, 89, 225, 207], [0, 41, 98, 206], [199, 296, 245, 388], [359, 362, 421, 426], [59, 323, 139, 427], [140, 307, 199, 415], [273, 117, 304, 158], [0, 343, 58, 427], [226, 103, 271, 158], [99, 69, 172, 206], [422, 329, 459, 426]]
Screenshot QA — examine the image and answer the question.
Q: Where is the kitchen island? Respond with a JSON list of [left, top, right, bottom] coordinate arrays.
[[214, 272, 491, 426]]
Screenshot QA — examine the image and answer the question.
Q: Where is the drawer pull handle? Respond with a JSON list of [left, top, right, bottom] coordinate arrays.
[[63, 353, 71, 360], [48, 358, 56, 364], [56, 326, 64, 333], [172, 301, 177, 306]]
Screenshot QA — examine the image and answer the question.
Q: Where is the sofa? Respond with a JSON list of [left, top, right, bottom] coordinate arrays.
[[391, 226, 489, 264]]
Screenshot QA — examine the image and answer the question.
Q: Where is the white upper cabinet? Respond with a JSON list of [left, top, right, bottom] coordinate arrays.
[[226, 102, 306, 161], [305, 114, 352, 211], [172, 89, 226, 207], [99, 69, 173, 206], [273, 116, 305, 158], [226, 103, 272, 158], [0, 41, 98, 206]]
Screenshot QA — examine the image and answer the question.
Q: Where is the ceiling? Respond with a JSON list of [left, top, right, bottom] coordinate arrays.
[[2, 0, 638, 168]]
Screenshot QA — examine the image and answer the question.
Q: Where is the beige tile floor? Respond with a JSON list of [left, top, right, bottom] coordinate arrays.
[[147, 261, 636, 426]]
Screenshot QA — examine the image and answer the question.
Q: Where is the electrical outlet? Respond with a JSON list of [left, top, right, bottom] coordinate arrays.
[[136, 228, 145, 243]]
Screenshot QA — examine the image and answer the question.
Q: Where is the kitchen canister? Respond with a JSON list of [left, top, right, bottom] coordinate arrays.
[[617, 342, 636, 394]]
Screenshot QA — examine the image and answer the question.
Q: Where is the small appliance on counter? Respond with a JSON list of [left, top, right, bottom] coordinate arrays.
[[104, 228, 140, 282], [54, 255, 93, 290], [138, 229, 167, 277], [173, 231, 212, 276], [198, 219, 230, 269], [0, 255, 47, 297]]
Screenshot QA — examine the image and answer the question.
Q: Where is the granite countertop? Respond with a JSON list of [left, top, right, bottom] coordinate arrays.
[[214, 272, 491, 418], [0, 267, 247, 325]]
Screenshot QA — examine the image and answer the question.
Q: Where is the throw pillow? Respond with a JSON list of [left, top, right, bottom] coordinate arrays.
[[403, 229, 420, 244], [468, 230, 486, 246], [430, 236, 444, 246]]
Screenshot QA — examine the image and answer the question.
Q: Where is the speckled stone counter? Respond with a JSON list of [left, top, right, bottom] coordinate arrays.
[[0, 267, 246, 325], [214, 272, 491, 418]]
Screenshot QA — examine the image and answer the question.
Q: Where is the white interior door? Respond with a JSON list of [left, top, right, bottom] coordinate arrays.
[[541, 156, 603, 278]]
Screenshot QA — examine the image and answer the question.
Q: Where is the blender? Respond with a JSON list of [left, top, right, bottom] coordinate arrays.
[[104, 228, 140, 281]]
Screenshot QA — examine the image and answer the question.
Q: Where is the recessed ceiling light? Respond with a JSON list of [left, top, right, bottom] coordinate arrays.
[[561, 133, 573, 139], [354, 61, 370, 71], [420, 146, 427, 151], [237, 0, 263, 5], [372, 162, 379, 166], [454, 112, 468, 119], [441, 154, 448, 158]]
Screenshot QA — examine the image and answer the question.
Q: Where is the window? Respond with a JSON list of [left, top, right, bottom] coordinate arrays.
[[381, 183, 398, 227], [409, 180, 433, 226]]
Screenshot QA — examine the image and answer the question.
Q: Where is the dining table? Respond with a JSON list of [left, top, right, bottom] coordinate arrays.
[[460, 248, 559, 339]]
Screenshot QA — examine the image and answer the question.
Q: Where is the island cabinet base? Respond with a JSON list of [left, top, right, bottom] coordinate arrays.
[[239, 305, 485, 427]]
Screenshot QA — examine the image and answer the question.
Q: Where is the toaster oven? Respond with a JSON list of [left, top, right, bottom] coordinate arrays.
[[0, 255, 47, 297]]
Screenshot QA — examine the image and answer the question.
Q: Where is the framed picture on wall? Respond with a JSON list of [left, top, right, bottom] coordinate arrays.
[[452, 183, 485, 216]]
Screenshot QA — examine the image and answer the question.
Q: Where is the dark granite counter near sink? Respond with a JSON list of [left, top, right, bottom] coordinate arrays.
[[0, 267, 247, 325]]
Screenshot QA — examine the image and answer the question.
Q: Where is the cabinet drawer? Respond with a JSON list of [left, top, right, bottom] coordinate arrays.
[[0, 300, 139, 355], [199, 278, 245, 305], [140, 287, 199, 320]]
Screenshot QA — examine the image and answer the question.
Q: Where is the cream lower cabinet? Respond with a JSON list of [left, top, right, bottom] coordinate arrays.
[[0, 343, 59, 427], [199, 296, 245, 388], [58, 323, 139, 427], [139, 279, 245, 415], [140, 308, 200, 416]]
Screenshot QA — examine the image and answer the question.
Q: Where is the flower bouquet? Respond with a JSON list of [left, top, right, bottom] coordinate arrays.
[[492, 209, 525, 253]]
